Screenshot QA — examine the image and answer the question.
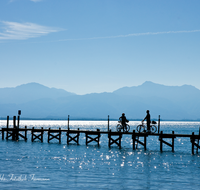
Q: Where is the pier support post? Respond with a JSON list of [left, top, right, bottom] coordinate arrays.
[[191, 132, 195, 155], [144, 135, 147, 150], [133, 132, 148, 150], [197, 128, 200, 154], [48, 128, 50, 143], [86, 129, 101, 146], [16, 110, 21, 141], [68, 115, 70, 130], [31, 127, 34, 142], [2, 128, 4, 140], [48, 128, 62, 143], [190, 131, 200, 154], [108, 115, 109, 132], [66, 128, 80, 145], [32, 127, 44, 142], [172, 131, 175, 152], [6, 116, 9, 139], [7, 116, 9, 128], [132, 130, 136, 150], [159, 131, 175, 152], [25, 126, 27, 141], [41, 127, 44, 143], [12, 116, 16, 140], [160, 131, 163, 152], [108, 130, 122, 148], [158, 115, 160, 134]]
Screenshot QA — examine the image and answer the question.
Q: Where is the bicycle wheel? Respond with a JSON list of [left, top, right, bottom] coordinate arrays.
[[124, 124, 130, 132], [116, 124, 122, 132], [151, 125, 157, 133], [136, 125, 145, 133]]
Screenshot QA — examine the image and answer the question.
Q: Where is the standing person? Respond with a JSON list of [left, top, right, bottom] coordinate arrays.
[[142, 110, 151, 132], [119, 113, 129, 132]]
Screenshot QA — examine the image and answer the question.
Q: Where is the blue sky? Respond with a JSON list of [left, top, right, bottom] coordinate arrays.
[[0, 0, 200, 94]]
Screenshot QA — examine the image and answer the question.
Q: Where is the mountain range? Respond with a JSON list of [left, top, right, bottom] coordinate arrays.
[[0, 81, 200, 120]]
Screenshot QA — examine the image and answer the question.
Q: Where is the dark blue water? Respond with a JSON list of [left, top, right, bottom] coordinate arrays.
[[0, 121, 200, 189]]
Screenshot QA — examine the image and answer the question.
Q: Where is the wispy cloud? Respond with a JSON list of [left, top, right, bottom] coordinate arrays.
[[58, 29, 200, 41], [30, 0, 43, 2], [0, 21, 60, 40], [9, 0, 43, 2]]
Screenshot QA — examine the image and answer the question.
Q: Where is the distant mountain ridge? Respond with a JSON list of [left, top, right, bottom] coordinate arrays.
[[114, 81, 200, 99], [0, 82, 75, 104], [0, 82, 200, 120]]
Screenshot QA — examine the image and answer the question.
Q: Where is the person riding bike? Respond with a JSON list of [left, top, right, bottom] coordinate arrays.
[[119, 113, 129, 132]]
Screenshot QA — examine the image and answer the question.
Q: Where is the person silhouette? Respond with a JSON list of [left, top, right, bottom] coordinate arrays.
[[142, 110, 151, 132], [119, 113, 129, 132]]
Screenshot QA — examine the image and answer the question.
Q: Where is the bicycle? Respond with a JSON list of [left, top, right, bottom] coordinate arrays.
[[136, 121, 157, 134], [116, 123, 130, 133]]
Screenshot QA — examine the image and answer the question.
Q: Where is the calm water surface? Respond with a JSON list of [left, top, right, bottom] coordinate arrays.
[[0, 120, 200, 189]]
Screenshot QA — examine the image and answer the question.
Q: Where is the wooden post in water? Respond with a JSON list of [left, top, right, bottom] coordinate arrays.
[[17, 110, 21, 128], [41, 127, 44, 142], [191, 132, 195, 155], [172, 131, 174, 152], [108, 115, 109, 132], [160, 131, 163, 152], [108, 130, 111, 148], [6, 116, 9, 139], [85, 131, 88, 145], [25, 126, 27, 141], [172, 131, 175, 152], [144, 135, 147, 150], [97, 129, 100, 146], [16, 110, 21, 141], [68, 115, 70, 130], [7, 116, 9, 128], [132, 130, 135, 150], [12, 116, 16, 140], [158, 115, 160, 134], [48, 128, 50, 143], [31, 127, 34, 142], [197, 128, 200, 154], [59, 127, 61, 144], [2, 128, 4, 140], [77, 128, 80, 145]]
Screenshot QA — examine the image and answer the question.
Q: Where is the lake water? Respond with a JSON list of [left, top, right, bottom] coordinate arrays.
[[0, 120, 200, 189]]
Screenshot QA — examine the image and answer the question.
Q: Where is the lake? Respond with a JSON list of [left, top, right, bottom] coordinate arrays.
[[0, 120, 200, 189]]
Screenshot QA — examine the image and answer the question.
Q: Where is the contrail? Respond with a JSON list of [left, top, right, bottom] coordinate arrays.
[[58, 29, 200, 42], [1, 28, 199, 44]]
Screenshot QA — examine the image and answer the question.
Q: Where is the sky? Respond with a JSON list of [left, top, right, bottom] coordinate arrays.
[[0, 0, 200, 95]]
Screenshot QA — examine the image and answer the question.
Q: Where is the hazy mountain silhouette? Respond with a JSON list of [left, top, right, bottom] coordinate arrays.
[[0, 82, 75, 104], [0, 82, 200, 120]]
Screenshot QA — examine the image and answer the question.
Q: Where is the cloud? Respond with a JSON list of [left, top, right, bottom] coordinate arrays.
[[30, 0, 43, 2], [0, 21, 60, 40], [59, 29, 200, 41], [9, 0, 43, 2]]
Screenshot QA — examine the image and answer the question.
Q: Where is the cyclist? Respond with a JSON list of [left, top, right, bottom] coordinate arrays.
[[119, 113, 129, 132], [142, 110, 151, 132]]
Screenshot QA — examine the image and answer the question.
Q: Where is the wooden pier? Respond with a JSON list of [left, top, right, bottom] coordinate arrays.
[[1, 114, 200, 154], [1, 127, 200, 154]]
